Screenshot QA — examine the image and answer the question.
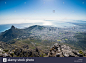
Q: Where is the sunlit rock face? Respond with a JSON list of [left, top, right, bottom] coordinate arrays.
[[48, 43, 83, 57]]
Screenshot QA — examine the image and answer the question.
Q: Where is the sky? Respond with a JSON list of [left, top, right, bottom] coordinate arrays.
[[0, 0, 86, 26]]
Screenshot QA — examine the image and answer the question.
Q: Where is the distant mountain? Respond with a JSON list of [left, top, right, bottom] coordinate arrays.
[[24, 25, 45, 31], [0, 25, 84, 43], [0, 25, 24, 42], [0, 25, 46, 43], [0, 25, 86, 50]]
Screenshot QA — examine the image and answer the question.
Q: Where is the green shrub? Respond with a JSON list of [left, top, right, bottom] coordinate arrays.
[[3, 49, 9, 52], [79, 50, 84, 55]]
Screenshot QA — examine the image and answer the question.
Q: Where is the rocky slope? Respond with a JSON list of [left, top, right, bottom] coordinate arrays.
[[0, 42, 86, 57], [48, 43, 86, 57]]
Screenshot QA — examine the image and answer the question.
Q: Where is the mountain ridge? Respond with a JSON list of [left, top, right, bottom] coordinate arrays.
[[0, 25, 46, 42], [0, 25, 86, 50]]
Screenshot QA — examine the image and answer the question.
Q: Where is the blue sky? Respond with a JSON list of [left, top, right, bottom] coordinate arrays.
[[0, 0, 86, 26]]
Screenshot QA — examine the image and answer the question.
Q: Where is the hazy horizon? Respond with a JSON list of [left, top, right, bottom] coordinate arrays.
[[0, 0, 86, 26]]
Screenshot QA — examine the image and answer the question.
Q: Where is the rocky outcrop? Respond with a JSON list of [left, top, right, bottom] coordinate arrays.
[[48, 43, 84, 57], [23, 45, 29, 49], [0, 42, 86, 57], [14, 47, 41, 57], [0, 48, 10, 57]]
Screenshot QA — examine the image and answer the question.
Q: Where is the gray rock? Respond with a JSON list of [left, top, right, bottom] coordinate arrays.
[[48, 43, 84, 57]]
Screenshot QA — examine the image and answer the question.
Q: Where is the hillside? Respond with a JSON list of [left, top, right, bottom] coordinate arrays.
[[0, 25, 44, 43], [0, 25, 86, 51], [0, 41, 86, 57]]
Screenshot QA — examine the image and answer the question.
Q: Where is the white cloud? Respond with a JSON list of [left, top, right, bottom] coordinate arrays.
[[0, 16, 86, 25], [43, 21, 52, 25], [0, 18, 53, 26]]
